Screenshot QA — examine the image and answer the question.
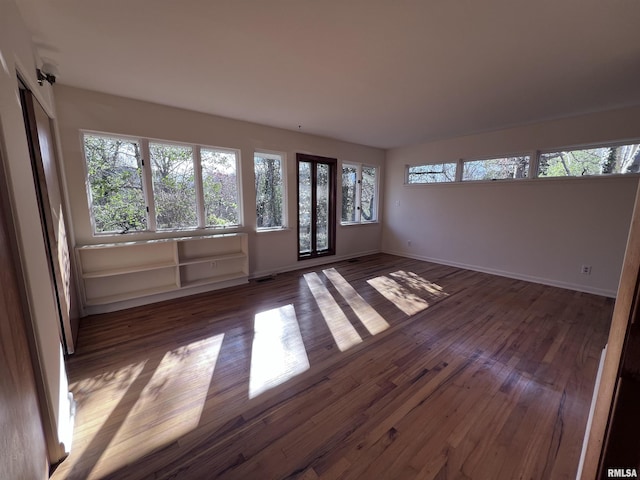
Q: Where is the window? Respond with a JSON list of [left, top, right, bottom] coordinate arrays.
[[538, 143, 640, 177], [254, 152, 285, 230], [82, 132, 241, 234], [201, 148, 240, 227], [150, 142, 197, 229], [83, 134, 147, 233], [341, 163, 378, 223], [297, 153, 336, 259], [462, 156, 530, 181], [407, 162, 457, 184]]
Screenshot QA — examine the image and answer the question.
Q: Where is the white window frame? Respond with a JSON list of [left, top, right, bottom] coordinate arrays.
[[405, 162, 458, 185], [199, 144, 243, 229], [254, 149, 287, 232], [147, 139, 199, 231], [81, 130, 242, 235], [81, 131, 151, 234], [537, 140, 640, 179], [460, 154, 532, 182], [341, 162, 379, 224]]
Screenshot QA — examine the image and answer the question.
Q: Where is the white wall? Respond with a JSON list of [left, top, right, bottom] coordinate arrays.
[[383, 106, 640, 297], [54, 85, 385, 279], [0, 0, 72, 462]]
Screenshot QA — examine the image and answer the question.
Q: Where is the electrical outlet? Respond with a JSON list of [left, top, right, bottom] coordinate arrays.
[[407, 240, 412, 247], [581, 265, 592, 275]]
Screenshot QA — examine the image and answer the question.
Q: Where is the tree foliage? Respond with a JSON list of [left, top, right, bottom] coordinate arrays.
[[202, 148, 239, 226], [255, 155, 283, 228], [539, 145, 640, 177], [463, 156, 529, 181], [298, 161, 331, 253], [84, 135, 147, 233], [342, 165, 377, 222], [84, 135, 240, 233], [150, 143, 197, 229], [408, 163, 457, 183]]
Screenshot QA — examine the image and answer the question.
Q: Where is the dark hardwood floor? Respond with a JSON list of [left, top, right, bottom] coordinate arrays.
[[51, 254, 613, 479]]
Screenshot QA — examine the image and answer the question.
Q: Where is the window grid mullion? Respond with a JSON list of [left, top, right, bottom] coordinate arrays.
[[140, 139, 157, 231], [355, 165, 362, 223], [194, 146, 205, 229], [455, 159, 464, 182], [529, 150, 540, 179]]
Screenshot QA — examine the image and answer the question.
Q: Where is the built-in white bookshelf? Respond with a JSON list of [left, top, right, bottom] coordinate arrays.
[[76, 233, 248, 313]]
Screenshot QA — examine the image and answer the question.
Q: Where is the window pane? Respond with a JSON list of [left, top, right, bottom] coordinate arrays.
[[150, 143, 197, 229], [316, 163, 329, 251], [83, 134, 147, 233], [408, 163, 457, 183], [255, 153, 284, 229], [298, 161, 312, 254], [463, 156, 530, 181], [361, 166, 377, 221], [539, 144, 640, 177], [201, 148, 240, 226], [341, 165, 357, 222]]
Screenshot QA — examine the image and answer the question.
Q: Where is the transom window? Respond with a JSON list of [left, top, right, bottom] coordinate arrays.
[[82, 132, 241, 234], [462, 156, 530, 181], [539, 143, 640, 177], [405, 142, 640, 186], [407, 163, 457, 184], [341, 163, 378, 223]]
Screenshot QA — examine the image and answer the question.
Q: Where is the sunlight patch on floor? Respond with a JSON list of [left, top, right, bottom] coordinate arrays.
[[367, 275, 430, 316], [249, 304, 310, 399], [70, 360, 147, 460], [390, 270, 447, 298], [323, 268, 389, 335], [90, 333, 224, 477], [304, 272, 363, 352]]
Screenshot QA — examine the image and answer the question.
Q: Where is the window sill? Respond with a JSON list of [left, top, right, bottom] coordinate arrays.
[[340, 221, 379, 227], [256, 227, 290, 234], [404, 172, 640, 187], [92, 225, 243, 239]]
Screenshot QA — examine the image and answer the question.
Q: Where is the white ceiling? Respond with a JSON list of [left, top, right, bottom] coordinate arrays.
[[15, 0, 640, 149]]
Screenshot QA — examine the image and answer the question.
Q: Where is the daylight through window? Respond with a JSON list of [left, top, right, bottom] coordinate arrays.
[[538, 144, 640, 177], [254, 152, 285, 230], [150, 142, 197, 230], [342, 163, 378, 223], [83, 134, 147, 233], [82, 132, 241, 234], [463, 156, 530, 181], [407, 163, 457, 184], [201, 148, 240, 227]]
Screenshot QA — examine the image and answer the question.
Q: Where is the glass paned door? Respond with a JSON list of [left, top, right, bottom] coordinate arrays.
[[297, 154, 336, 259], [298, 161, 312, 255]]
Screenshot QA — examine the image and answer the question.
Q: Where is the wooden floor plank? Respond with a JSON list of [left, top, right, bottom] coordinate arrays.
[[50, 254, 613, 480]]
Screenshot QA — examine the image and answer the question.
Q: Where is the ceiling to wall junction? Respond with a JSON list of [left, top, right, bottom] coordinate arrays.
[[15, 0, 640, 148]]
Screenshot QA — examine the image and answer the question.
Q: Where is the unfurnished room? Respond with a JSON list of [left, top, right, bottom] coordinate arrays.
[[1, 1, 640, 479]]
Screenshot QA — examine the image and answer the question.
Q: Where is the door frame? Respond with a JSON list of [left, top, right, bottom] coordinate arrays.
[[19, 85, 75, 354], [296, 153, 337, 260]]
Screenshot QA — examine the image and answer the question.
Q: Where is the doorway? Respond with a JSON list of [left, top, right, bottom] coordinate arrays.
[[297, 153, 336, 260], [19, 83, 77, 353]]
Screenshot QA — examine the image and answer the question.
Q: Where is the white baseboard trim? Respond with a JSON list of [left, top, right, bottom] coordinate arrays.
[[382, 249, 617, 298], [250, 249, 381, 280]]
